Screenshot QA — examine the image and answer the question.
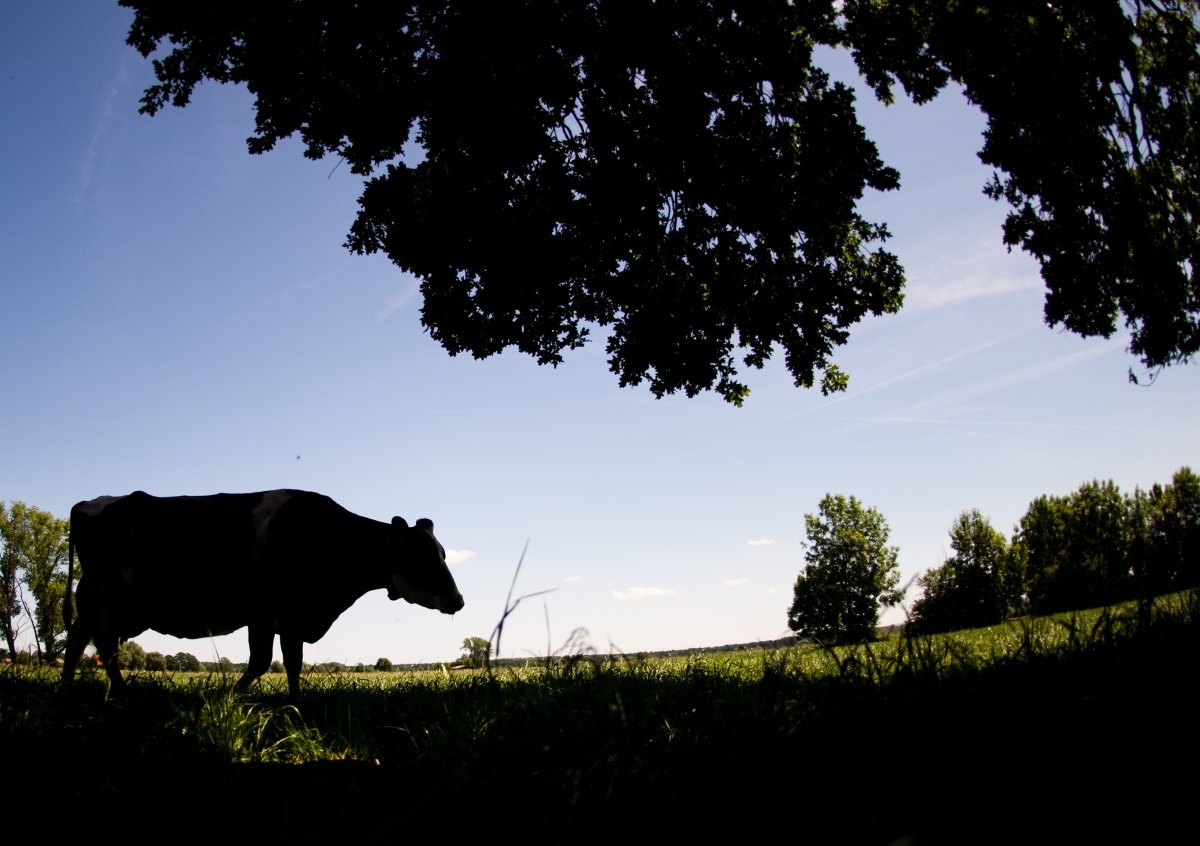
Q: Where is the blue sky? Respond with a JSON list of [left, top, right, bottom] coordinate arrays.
[[2, 2, 1197, 667]]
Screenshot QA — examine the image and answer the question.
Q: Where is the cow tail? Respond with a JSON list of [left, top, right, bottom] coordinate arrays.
[[63, 518, 74, 631]]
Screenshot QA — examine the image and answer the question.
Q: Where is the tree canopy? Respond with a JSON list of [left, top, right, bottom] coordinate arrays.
[[1010, 467, 1200, 615], [0, 502, 69, 663], [908, 509, 1019, 635], [117, 0, 1200, 403], [788, 493, 903, 643], [846, 0, 1200, 383], [460, 636, 492, 668]]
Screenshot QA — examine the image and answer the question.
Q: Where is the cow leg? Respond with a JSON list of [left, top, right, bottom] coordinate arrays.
[[237, 624, 274, 693], [281, 634, 304, 701], [61, 618, 89, 687], [94, 631, 125, 699]]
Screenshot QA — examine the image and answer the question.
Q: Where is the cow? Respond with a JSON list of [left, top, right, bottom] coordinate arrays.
[[60, 489, 464, 700]]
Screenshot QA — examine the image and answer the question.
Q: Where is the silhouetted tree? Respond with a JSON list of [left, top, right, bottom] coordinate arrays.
[[844, 0, 1200, 382], [0, 502, 69, 662], [909, 509, 1019, 635], [1014, 492, 1089, 615], [1130, 465, 1200, 595], [1014, 477, 1140, 614], [1159, 466, 1200, 588], [1070, 479, 1133, 604], [115, 2, 1199, 402], [788, 494, 903, 643], [374, 656, 394, 672], [0, 503, 25, 661]]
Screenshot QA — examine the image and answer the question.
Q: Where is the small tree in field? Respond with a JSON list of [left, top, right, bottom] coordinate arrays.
[[788, 493, 903, 644], [117, 640, 146, 670], [0, 501, 69, 663], [460, 637, 492, 668], [374, 657, 394, 672], [0, 503, 24, 661], [909, 509, 1019, 635], [144, 652, 167, 672]]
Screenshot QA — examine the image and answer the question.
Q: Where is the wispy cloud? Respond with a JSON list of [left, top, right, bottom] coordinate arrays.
[[882, 341, 1121, 421], [835, 414, 1140, 433], [723, 578, 749, 587], [789, 335, 1007, 421], [901, 230, 1041, 311], [748, 538, 775, 546], [376, 278, 420, 322], [776, 338, 1131, 442], [76, 55, 131, 205], [446, 549, 476, 565], [564, 575, 582, 584], [612, 586, 679, 600]]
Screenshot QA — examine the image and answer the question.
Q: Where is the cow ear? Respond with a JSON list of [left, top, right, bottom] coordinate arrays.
[[392, 516, 409, 529], [415, 518, 434, 533]]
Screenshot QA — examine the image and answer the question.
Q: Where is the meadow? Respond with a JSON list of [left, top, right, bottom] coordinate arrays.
[[4, 593, 1196, 845]]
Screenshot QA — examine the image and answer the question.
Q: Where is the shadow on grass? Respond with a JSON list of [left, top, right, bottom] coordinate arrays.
[[4, 594, 1196, 845]]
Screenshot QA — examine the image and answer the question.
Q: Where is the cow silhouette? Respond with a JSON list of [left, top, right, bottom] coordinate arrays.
[[61, 489, 464, 699]]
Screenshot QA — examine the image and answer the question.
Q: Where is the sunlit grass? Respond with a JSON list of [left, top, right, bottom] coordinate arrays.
[[192, 688, 340, 763], [3, 588, 1195, 843]]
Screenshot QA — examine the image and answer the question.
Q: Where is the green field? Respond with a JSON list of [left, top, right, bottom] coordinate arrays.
[[4, 593, 1196, 845]]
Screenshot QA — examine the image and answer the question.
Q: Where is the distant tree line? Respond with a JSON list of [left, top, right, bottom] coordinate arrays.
[[788, 466, 1199, 643], [5, 466, 1197, 667], [105, 643, 414, 676], [909, 465, 1199, 635]]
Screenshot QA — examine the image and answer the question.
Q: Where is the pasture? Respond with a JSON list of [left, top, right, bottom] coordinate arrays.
[[4, 593, 1196, 845]]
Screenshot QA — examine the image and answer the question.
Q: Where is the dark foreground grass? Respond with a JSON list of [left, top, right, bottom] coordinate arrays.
[[5, 594, 1196, 845]]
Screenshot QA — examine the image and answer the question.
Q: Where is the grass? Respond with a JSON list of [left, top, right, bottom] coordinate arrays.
[[4, 591, 1196, 844]]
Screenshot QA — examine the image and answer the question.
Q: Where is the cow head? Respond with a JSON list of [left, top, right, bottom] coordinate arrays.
[[387, 517, 465, 614]]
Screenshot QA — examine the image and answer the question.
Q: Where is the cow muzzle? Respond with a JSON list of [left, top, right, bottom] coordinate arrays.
[[388, 575, 464, 614]]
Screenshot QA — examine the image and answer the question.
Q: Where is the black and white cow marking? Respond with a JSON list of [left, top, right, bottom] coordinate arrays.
[[61, 489, 464, 699]]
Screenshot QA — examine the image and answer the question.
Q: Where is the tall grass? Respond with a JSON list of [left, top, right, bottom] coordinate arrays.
[[3, 590, 1196, 844]]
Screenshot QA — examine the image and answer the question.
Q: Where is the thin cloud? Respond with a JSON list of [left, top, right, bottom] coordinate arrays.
[[901, 230, 1041, 311], [839, 414, 1140, 433], [446, 549, 476, 565], [724, 578, 749, 587], [376, 277, 420, 322], [883, 341, 1121, 421], [612, 586, 679, 600], [77, 55, 131, 204], [748, 538, 775, 546], [564, 575, 582, 584], [789, 335, 1007, 420]]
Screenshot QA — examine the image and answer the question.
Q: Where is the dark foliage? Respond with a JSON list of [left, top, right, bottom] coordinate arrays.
[[120, 0, 904, 405], [1013, 467, 1200, 616], [908, 509, 1021, 635], [844, 0, 1200, 383], [116, 1, 1199, 402]]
